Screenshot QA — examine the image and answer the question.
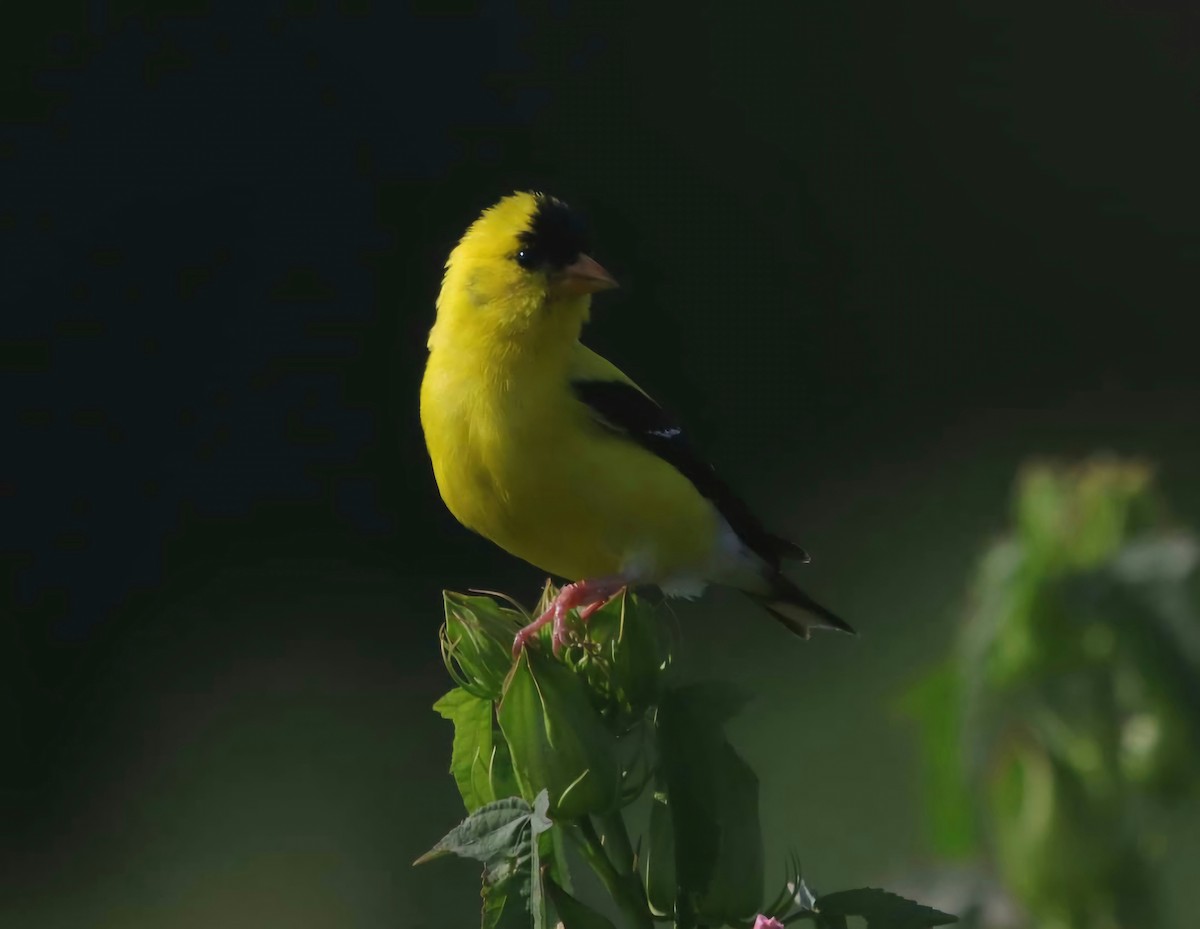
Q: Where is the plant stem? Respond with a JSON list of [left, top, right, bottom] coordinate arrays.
[[572, 818, 654, 929]]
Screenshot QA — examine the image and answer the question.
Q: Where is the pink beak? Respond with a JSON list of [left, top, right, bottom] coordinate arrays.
[[550, 253, 619, 297]]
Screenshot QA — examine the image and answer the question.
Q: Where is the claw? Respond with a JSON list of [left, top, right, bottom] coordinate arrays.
[[512, 576, 628, 657], [551, 612, 574, 656]]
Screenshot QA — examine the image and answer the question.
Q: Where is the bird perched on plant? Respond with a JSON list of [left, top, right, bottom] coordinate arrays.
[[420, 191, 853, 653]]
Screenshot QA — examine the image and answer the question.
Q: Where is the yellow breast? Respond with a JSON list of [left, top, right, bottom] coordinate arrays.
[[420, 341, 719, 583]]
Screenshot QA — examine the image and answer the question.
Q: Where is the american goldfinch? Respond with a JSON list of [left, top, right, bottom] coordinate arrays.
[[421, 192, 853, 653]]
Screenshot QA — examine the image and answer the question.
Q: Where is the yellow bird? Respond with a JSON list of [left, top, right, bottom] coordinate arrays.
[[420, 192, 853, 653]]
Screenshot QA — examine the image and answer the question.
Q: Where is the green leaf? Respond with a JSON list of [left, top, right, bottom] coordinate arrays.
[[656, 692, 721, 897], [814, 888, 958, 929], [544, 823, 573, 893], [483, 875, 533, 929], [415, 795, 534, 884], [656, 684, 764, 924], [546, 876, 618, 929], [489, 732, 523, 801], [419, 792, 555, 929], [694, 741, 763, 923], [434, 688, 497, 812]]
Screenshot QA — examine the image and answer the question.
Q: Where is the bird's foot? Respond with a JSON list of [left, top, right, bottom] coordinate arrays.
[[512, 577, 627, 657], [511, 616, 550, 656], [578, 589, 623, 623]]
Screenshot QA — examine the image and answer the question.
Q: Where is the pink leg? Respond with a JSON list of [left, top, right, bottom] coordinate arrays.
[[512, 577, 627, 657], [578, 589, 624, 622]]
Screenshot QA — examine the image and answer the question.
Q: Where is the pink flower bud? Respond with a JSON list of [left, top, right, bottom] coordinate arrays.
[[753, 916, 785, 929]]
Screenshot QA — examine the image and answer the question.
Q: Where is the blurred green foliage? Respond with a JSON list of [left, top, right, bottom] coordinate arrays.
[[908, 456, 1200, 929], [421, 589, 957, 928]]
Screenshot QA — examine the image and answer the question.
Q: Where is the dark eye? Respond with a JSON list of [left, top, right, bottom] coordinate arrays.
[[515, 248, 535, 269]]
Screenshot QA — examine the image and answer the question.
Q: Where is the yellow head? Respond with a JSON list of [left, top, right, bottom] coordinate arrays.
[[430, 191, 617, 354]]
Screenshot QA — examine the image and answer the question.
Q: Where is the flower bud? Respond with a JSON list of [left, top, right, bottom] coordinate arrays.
[[606, 591, 669, 716], [440, 591, 522, 701], [567, 590, 669, 730], [498, 648, 621, 819]]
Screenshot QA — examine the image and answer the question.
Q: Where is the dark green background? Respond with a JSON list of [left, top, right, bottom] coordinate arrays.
[[4, 2, 1199, 927]]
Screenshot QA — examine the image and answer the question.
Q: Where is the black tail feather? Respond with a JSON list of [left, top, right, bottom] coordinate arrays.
[[746, 573, 855, 639], [767, 534, 811, 564]]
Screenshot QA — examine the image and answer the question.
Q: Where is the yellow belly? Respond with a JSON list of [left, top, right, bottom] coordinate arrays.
[[420, 356, 719, 582]]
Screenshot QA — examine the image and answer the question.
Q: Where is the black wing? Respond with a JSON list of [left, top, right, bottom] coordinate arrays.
[[570, 379, 809, 571]]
